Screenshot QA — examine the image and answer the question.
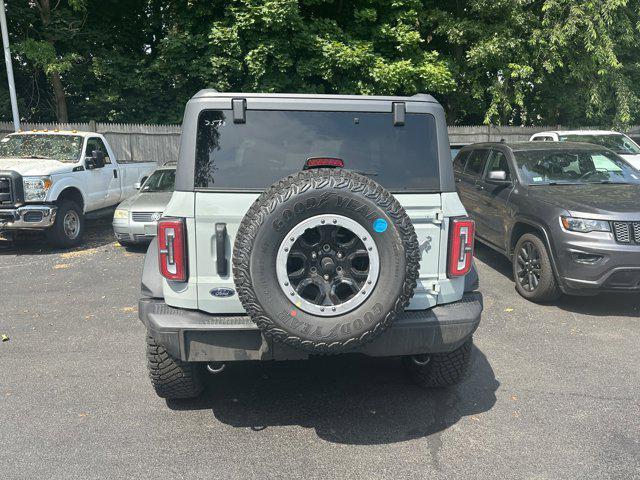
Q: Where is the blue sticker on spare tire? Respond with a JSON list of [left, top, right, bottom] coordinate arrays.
[[373, 218, 388, 233]]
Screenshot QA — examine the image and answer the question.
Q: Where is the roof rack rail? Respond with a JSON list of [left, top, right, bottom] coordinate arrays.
[[162, 160, 178, 166]]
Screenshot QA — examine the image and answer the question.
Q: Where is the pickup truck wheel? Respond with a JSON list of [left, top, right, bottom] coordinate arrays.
[[146, 333, 204, 399], [46, 200, 85, 248], [233, 168, 420, 354], [403, 338, 473, 388], [513, 233, 561, 302]]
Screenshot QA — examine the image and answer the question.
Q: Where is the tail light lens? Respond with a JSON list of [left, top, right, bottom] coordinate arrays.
[[158, 218, 187, 282], [447, 217, 475, 277], [304, 157, 344, 169]]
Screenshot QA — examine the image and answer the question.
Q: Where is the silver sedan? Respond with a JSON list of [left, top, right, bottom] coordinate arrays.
[[112, 165, 175, 245]]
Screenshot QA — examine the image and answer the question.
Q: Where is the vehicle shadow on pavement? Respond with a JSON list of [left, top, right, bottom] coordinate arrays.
[[473, 241, 513, 280], [167, 347, 498, 445], [0, 218, 116, 255]]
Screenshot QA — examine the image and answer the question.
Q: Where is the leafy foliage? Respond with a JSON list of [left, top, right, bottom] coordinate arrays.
[[1, 0, 639, 126]]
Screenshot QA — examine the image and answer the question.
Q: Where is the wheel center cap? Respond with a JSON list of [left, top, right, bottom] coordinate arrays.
[[321, 256, 336, 275]]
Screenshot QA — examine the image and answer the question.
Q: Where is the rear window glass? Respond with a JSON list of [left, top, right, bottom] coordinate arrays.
[[195, 110, 440, 191]]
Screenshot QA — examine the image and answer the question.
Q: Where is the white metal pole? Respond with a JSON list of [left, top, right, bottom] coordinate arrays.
[[0, 1, 19, 131]]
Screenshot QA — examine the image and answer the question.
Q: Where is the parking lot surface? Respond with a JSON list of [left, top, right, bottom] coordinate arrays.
[[1, 220, 639, 480]]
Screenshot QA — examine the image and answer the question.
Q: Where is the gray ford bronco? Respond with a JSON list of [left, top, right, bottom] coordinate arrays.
[[139, 91, 483, 399]]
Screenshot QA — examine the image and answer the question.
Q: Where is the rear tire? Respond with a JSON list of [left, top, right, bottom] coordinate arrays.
[[512, 233, 561, 302], [404, 338, 473, 388], [146, 333, 204, 399], [46, 200, 84, 248]]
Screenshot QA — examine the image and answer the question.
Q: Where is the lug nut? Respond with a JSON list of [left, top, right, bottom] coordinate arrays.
[[311, 252, 317, 259], [337, 252, 343, 259], [323, 244, 331, 252], [323, 274, 330, 281]]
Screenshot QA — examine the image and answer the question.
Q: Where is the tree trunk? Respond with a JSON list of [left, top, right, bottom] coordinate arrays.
[[50, 71, 68, 123], [37, 0, 69, 122]]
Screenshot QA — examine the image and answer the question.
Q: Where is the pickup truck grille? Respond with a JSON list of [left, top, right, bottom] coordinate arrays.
[[612, 221, 640, 244], [0, 176, 13, 205], [131, 211, 161, 223]]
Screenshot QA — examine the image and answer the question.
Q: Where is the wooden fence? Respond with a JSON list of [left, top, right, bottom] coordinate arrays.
[[3, 121, 640, 164]]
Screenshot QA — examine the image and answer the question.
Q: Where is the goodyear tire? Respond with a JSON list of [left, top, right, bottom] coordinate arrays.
[[233, 168, 420, 353]]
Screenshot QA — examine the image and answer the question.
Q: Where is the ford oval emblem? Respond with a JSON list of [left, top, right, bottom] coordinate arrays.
[[210, 287, 235, 298]]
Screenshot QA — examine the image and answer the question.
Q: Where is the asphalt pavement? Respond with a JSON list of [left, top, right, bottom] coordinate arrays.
[[1, 220, 639, 479]]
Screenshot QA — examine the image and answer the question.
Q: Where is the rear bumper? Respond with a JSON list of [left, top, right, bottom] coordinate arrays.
[[0, 205, 57, 229], [139, 292, 483, 362]]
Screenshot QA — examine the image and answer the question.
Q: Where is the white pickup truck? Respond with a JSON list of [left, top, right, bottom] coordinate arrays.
[[0, 130, 155, 247]]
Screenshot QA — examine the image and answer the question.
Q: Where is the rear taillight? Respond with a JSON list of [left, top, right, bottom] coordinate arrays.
[[447, 217, 475, 277], [158, 218, 187, 282]]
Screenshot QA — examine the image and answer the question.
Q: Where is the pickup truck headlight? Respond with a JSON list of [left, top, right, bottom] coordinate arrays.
[[23, 176, 53, 202], [561, 216, 611, 233], [113, 209, 129, 219]]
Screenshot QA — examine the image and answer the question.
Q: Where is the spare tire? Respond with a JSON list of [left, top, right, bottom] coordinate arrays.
[[233, 168, 420, 353]]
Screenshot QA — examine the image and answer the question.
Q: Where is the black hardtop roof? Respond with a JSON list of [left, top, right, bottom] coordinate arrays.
[[191, 90, 438, 104], [463, 141, 610, 152]]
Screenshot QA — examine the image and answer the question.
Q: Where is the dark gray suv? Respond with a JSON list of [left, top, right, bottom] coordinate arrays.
[[454, 141, 640, 302]]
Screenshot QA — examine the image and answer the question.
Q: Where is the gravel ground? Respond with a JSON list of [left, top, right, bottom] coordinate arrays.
[[0, 220, 638, 479]]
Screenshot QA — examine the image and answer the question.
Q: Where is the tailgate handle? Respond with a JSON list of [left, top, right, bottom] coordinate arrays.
[[215, 223, 228, 276]]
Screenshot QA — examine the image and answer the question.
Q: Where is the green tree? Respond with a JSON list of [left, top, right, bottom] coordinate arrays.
[[1, 0, 640, 127], [207, 0, 454, 96]]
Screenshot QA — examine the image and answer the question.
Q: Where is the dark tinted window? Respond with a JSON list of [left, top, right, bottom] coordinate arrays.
[[485, 150, 511, 180], [195, 110, 440, 191], [453, 150, 470, 173], [465, 150, 488, 176]]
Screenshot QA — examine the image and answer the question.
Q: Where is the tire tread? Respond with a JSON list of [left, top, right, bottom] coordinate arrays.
[[232, 168, 420, 354], [406, 338, 473, 388], [146, 333, 204, 399]]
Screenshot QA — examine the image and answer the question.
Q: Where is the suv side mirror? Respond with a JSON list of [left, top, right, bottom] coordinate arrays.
[[134, 182, 141, 190], [487, 170, 508, 182]]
